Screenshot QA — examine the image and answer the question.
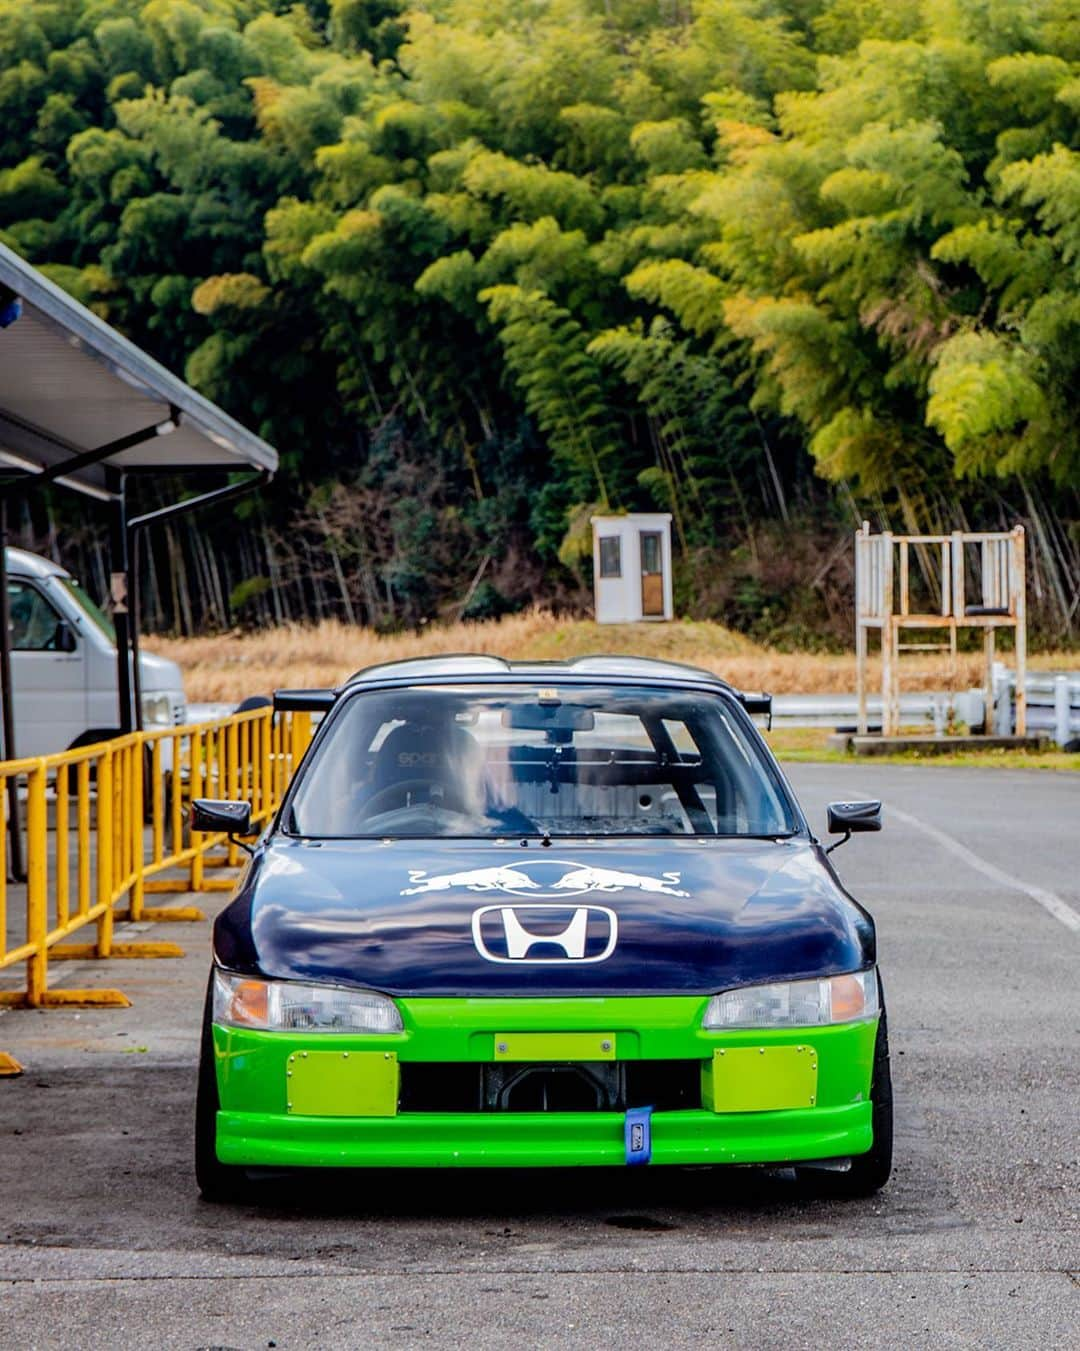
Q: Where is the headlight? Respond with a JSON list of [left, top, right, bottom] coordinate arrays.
[[212, 969, 403, 1033], [703, 969, 878, 1029], [141, 692, 173, 726]]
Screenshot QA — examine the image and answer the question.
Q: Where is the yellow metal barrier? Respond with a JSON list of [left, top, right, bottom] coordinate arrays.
[[0, 707, 313, 1033]]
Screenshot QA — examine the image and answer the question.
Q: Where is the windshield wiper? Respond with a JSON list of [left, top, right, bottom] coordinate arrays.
[[715, 831, 800, 840]]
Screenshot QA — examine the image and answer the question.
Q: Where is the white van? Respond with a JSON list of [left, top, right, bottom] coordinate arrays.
[[3, 547, 186, 759]]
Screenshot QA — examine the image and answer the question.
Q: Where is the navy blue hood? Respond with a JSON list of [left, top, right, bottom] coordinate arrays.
[[213, 837, 874, 997]]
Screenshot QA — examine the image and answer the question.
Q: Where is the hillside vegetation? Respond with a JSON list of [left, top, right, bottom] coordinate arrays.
[[1, 1, 1078, 643]]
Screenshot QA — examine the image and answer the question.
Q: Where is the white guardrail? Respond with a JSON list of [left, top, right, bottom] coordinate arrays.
[[991, 667, 1080, 745], [770, 668, 1079, 745]]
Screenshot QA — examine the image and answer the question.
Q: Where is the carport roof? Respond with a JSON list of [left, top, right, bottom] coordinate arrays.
[[0, 241, 277, 497]]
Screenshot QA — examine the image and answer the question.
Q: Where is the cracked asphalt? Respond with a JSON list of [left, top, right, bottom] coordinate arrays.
[[1, 763, 1077, 1349]]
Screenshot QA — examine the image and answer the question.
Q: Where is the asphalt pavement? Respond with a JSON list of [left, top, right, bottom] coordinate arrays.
[[0, 762, 1077, 1349]]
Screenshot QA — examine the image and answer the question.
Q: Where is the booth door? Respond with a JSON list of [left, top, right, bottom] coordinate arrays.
[[639, 532, 664, 616]]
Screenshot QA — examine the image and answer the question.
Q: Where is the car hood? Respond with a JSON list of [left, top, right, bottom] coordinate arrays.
[[215, 838, 873, 997]]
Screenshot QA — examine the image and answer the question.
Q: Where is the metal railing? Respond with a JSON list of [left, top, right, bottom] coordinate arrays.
[[0, 707, 312, 1017], [993, 667, 1080, 745], [771, 672, 1080, 744]]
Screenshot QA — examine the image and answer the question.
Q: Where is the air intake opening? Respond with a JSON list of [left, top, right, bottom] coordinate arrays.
[[497, 1064, 613, 1107]]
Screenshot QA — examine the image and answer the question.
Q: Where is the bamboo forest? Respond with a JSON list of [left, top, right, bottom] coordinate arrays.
[[1, 0, 1078, 644]]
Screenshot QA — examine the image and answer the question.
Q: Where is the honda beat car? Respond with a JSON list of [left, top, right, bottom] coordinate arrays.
[[193, 656, 890, 1200]]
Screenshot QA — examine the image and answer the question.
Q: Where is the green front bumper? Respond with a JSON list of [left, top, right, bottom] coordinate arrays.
[[213, 996, 878, 1169]]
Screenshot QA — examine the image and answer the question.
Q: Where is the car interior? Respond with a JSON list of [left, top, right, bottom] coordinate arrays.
[[287, 684, 797, 839]]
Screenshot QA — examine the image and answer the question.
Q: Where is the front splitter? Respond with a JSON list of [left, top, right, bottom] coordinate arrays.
[[216, 1102, 873, 1169]]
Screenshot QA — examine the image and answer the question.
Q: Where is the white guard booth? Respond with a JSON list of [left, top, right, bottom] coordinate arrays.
[[591, 513, 673, 623]]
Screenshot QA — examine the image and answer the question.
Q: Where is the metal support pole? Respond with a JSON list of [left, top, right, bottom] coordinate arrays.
[[126, 471, 271, 720], [130, 527, 143, 731], [0, 417, 177, 496], [107, 469, 133, 735], [854, 524, 867, 736], [951, 531, 964, 618], [126, 470, 272, 534], [855, 622, 867, 736], [881, 532, 894, 735], [1013, 526, 1026, 737], [0, 498, 24, 879]]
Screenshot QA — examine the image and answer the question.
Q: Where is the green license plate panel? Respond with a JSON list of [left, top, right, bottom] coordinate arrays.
[[493, 1032, 617, 1061], [286, 1050, 399, 1117], [702, 1044, 818, 1113]]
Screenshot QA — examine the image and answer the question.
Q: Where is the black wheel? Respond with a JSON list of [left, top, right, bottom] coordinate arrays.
[[194, 975, 251, 1203], [799, 1007, 893, 1198]]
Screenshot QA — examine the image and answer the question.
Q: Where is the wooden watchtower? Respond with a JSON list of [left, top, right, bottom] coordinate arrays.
[[855, 524, 1026, 737]]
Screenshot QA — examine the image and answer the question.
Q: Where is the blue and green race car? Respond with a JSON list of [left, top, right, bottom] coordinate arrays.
[[193, 656, 890, 1200]]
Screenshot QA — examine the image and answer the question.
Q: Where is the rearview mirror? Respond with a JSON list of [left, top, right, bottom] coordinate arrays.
[[825, 800, 882, 853], [191, 798, 252, 837], [503, 705, 596, 732]]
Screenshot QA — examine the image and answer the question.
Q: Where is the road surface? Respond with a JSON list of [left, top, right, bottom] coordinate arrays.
[[0, 763, 1076, 1348]]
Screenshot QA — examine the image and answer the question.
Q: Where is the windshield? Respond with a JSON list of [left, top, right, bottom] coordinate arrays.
[[286, 683, 800, 839], [58, 576, 115, 642]]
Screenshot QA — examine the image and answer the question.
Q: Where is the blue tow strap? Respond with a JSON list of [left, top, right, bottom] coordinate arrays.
[[624, 1105, 653, 1166]]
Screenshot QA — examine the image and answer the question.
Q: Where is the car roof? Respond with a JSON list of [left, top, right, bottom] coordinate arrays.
[[4, 547, 69, 580], [342, 653, 737, 692]]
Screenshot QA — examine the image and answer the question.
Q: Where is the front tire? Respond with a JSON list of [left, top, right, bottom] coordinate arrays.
[[799, 1008, 893, 1198], [194, 976, 250, 1203]]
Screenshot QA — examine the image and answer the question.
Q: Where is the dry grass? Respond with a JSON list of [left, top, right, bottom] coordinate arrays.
[[150, 610, 1075, 705], [154, 611, 752, 702]]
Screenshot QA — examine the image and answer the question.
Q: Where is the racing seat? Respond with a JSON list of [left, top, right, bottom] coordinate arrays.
[[359, 720, 482, 820]]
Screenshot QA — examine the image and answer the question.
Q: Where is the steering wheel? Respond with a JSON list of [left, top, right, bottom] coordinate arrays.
[[359, 778, 470, 820]]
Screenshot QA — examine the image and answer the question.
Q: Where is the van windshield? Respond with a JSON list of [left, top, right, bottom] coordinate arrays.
[[286, 683, 800, 839], [58, 577, 115, 641]]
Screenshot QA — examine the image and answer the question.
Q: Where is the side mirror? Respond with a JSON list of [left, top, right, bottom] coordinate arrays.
[[191, 798, 252, 838], [825, 800, 882, 853], [54, 620, 78, 653]]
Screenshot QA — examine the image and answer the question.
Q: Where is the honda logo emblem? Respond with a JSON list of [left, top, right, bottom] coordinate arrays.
[[471, 904, 618, 964]]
